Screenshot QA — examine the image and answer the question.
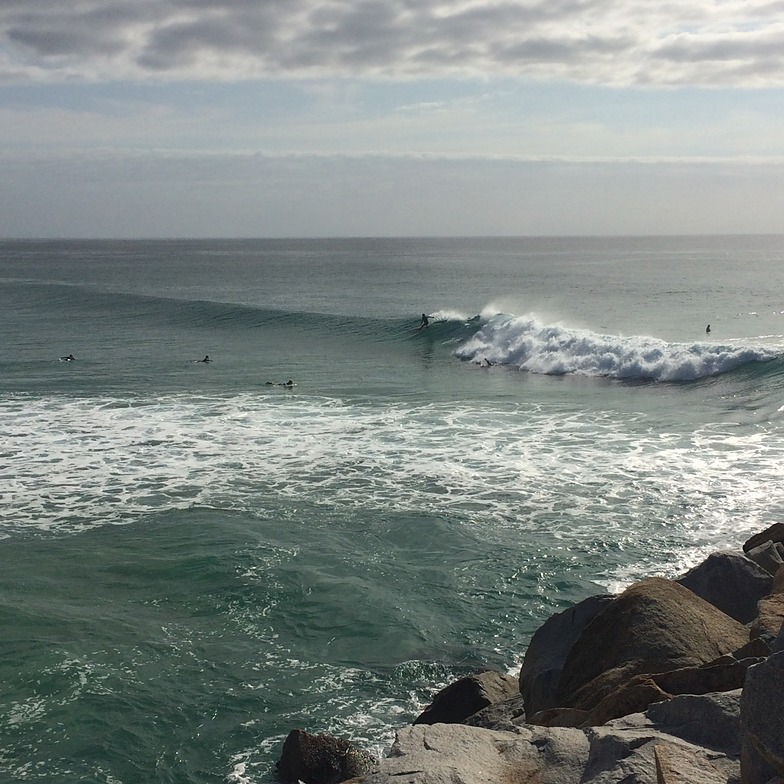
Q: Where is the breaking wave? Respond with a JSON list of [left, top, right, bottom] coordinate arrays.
[[454, 314, 781, 382]]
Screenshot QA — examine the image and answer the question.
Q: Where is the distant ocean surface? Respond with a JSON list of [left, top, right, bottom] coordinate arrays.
[[2, 236, 784, 783]]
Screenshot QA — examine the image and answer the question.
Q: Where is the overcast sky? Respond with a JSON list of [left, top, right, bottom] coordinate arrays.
[[1, 0, 783, 237]]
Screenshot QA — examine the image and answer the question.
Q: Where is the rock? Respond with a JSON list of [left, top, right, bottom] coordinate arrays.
[[677, 551, 772, 623], [775, 625, 784, 654], [555, 577, 748, 712], [706, 637, 772, 666], [773, 564, 784, 594], [653, 659, 762, 696], [358, 718, 738, 784], [518, 593, 613, 715], [276, 729, 376, 784], [360, 723, 550, 784], [413, 670, 519, 725], [743, 524, 784, 554], [746, 639, 774, 660], [741, 651, 784, 784], [644, 689, 742, 755], [745, 541, 784, 577], [750, 593, 784, 642], [772, 571, 784, 652], [461, 694, 526, 731], [526, 706, 589, 727], [653, 740, 729, 784], [582, 723, 739, 784], [579, 657, 758, 728], [582, 677, 671, 727]]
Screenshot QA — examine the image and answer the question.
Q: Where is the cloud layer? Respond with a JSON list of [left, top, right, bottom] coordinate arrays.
[[3, 149, 783, 237], [2, 0, 783, 87]]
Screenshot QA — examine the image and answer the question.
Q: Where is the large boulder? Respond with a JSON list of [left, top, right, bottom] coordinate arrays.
[[276, 729, 376, 784], [461, 694, 526, 731], [743, 523, 784, 554], [741, 651, 784, 784], [555, 577, 748, 712], [774, 567, 784, 653], [583, 677, 671, 727], [644, 689, 742, 755], [413, 670, 519, 725], [677, 550, 772, 623], [359, 723, 552, 784], [749, 560, 784, 642], [653, 658, 762, 696], [357, 711, 740, 784], [773, 563, 784, 594], [745, 540, 784, 576], [707, 637, 772, 665], [518, 593, 613, 715], [775, 625, 784, 654], [651, 742, 733, 784], [750, 593, 784, 642], [537, 657, 759, 730], [581, 658, 760, 727], [526, 706, 589, 727]]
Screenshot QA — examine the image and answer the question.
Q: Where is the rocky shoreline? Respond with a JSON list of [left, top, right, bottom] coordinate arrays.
[[275, 524, 784, 784]]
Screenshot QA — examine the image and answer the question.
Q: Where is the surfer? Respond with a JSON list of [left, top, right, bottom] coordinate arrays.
[[705, 324, 711, 334], [419, 313, 430, 330], [199, 355, 212, 363], [60, 354, 76, 361]]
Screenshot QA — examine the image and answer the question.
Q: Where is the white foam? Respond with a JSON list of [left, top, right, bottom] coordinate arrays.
[[454, 313, 782, 381], [2, 392, 784, 591], [225, 761, 253, 784]]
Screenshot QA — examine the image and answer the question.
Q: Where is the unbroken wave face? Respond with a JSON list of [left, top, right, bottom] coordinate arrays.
[[454, 314, 780, 382]]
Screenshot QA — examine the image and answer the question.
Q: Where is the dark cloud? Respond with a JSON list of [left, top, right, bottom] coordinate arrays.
[[136, 11, 284, 71], [0, 0, 782, 86], [655, 31, 784, 64], [6, 4, 142, 58]]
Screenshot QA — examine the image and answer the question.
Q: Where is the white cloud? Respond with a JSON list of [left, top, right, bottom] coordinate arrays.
[[1, 0, 783, 87]]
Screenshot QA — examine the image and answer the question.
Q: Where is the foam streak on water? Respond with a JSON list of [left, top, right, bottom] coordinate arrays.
[[3, 392, 783, 582]]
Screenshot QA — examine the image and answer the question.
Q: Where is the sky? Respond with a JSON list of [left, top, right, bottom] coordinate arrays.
[[1, 0, 783, 238]]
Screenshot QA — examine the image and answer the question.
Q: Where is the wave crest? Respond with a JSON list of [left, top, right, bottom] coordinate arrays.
[[428, 309, 471, 323], [454, 314, 780, 382]]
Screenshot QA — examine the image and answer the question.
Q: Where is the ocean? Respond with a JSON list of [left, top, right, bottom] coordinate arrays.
[[1, 236, 784, 783]]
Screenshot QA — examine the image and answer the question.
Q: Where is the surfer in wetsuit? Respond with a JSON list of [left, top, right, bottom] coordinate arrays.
[[200, 355, 212, 362], [419, 313, 429, 330], [60, 354, 75, 361], [705, 325, 711, 334]]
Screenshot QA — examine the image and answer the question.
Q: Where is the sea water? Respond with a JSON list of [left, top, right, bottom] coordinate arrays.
[[1, 236, 784, 783]]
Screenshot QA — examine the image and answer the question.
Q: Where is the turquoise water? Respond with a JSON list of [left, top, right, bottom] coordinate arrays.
[[2, 236, 784, 782]]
